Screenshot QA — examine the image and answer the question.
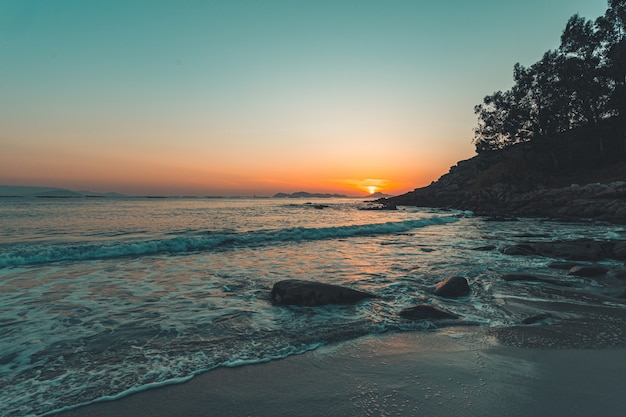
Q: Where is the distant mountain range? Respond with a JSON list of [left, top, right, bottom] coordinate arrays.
[[0, 185, 393, 199], [273, 191, 392, 199], [273, 191, 349, 198], [0, 185, 125, 198]]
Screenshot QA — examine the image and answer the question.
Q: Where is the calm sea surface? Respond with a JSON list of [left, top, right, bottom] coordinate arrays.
[[0, 197, 624, 416]]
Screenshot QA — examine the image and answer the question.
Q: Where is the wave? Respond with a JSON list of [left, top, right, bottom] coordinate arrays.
[[0, 215, 458, 268]]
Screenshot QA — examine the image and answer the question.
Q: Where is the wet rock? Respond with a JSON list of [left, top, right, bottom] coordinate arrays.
[[472, 245, 496, 251], [501, 273, 574, 287], [399, 304, 459, 320], [270, 280, 375, 307], [548, 261, 583, 270], [539, 240, 614, 260], [359, 202, 397, 210], [433, 276, 470, 298], [484, 216, 518, 222], [521, 313, 553, 325], [502, 239, 614, 261], [567, 265, 609, 277]]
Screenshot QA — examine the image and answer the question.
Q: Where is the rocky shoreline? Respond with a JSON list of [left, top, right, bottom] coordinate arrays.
[[384, 137, 626, 223], [390, 179, 626, 223], [268, 237, 626, 349]]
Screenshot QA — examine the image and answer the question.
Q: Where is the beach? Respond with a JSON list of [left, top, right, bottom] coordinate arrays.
[[54, 326, 626, 417], [2, 198, 626, 416]]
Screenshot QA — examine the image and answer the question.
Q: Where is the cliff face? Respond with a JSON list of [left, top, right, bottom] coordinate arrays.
[[388, 119, 626, 222]]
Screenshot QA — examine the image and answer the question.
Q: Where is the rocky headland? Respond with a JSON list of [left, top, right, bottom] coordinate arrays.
[[384, 121, 626, 223]]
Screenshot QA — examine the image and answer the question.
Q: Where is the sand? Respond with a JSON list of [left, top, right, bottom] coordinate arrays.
[[52, 327, 626, 417]]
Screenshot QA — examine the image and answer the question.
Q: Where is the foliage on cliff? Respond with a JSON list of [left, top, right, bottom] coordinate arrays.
[[473, 0, 626, 153]]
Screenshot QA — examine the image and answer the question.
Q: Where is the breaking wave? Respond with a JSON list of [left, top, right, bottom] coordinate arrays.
[[0, 215, 458, 268]]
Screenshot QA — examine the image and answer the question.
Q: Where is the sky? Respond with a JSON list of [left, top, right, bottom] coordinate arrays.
[[0, 0, 610, 196]]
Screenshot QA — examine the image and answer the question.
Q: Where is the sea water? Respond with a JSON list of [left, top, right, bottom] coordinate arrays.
[[0, 197, 624, 416]]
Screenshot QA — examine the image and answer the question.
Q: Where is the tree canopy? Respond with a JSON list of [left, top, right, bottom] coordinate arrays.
[[473, 0, 626, 153]]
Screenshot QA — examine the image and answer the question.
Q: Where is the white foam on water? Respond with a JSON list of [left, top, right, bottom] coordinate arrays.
[[0, 215, 458, 268]]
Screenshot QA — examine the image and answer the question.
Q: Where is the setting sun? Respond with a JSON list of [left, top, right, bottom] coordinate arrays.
[[367, 186, 377, 195]]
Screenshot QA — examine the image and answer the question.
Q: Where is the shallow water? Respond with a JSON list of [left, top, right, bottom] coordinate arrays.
[[0, 197, 624, 416]]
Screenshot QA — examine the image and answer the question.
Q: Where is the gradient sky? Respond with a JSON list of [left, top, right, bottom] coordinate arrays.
[[0, 0, 610, 196]]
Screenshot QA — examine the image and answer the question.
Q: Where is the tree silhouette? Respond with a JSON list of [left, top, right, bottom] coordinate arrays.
[[597, 0, 626, 146], [473, 1, 625, 153]]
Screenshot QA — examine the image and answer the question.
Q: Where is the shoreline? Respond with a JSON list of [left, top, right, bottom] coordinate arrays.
[[53, 326, 626, 417]]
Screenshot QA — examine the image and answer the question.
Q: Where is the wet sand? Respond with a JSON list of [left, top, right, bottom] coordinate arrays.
[[53, 327, 626, 417]]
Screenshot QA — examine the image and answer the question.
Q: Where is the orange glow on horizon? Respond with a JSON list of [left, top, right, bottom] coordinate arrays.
[[332, 178, 401, 196], [0, 136, 450, 196]]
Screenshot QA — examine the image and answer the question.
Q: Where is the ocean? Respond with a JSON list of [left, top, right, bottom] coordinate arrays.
[[1, 197, 624, 416]]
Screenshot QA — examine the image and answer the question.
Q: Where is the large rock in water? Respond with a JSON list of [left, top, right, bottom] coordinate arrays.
[[270, 280, 375, 307], [399, 304, 459, 320], [501, 239, 614, 261], [434, 276, 470, 298]]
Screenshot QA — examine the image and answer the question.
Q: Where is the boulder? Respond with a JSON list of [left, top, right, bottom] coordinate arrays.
[[434, 276, 470, 298], [399, 304, 459, 320], [270, 280, 375, 307]]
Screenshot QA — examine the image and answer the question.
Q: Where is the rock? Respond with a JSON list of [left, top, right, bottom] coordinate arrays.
[[521, 313, 553, 325], [270, 280, 375, 307], [484, 216, 518, 222], [567, 265, 609, 277], [501, 273, 574, 287], [472, 245, 497, 251], [548, 261, 583, 270], [434, 276, 470, 298], [502, 240, 614, 261], [399, 304, 459, 320], [536, 240, 612, 260]]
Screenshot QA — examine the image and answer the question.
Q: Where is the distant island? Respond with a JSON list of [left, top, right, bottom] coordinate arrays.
[[273, 191, 349, 199], [0, 185, 125, 198], [0, 186, 390, 200], [367, 192, 392, 199]]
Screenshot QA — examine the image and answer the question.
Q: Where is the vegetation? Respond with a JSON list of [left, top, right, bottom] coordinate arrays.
[[473, 0, 626, 153]]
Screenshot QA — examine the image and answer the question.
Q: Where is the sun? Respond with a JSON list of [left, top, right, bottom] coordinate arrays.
[[367, 186, 377, 195]]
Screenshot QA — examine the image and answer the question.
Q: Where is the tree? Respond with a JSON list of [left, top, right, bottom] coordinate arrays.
[[473, 1, 624, 154], [473, 90, 515, 152], [559, 14, 609, 126], [596, 0, 626, 144]]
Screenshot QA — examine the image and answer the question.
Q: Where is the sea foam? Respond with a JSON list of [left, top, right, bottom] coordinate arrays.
[[0, 215, 458, 268]]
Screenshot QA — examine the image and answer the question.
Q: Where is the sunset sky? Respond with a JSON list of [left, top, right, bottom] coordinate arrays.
[[0, 0, 609, 196]]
